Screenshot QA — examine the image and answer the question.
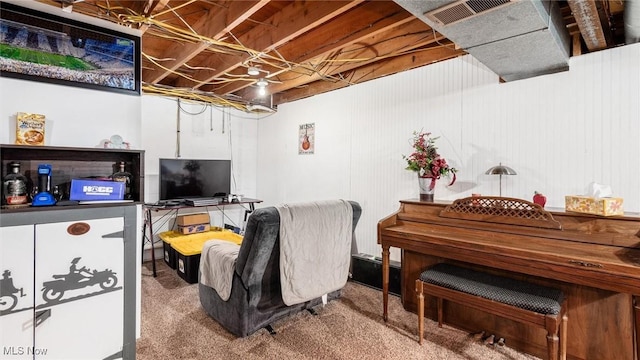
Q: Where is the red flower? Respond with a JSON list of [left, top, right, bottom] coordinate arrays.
[[403, 131, 457, 185]]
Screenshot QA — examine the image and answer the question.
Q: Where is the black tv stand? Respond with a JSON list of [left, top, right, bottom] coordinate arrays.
[[156, 199, 186, 207]]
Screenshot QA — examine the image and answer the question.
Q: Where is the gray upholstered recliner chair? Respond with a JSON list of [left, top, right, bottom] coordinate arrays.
[[198, 200, 361, 337]]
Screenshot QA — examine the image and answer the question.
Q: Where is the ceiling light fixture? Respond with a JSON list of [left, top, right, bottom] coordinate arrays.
[[247, 104, 276, 113], [247, 66, 260, 76], [255, 78, 268, 97]]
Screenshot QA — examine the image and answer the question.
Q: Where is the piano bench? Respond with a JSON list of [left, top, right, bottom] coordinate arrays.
[[416, 263, 568, 360]]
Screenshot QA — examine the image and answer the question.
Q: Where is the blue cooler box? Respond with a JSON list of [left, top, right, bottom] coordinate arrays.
[[70, 179, 125, 201]]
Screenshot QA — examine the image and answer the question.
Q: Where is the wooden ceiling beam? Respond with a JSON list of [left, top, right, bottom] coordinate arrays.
[[277, 1, 414, 63], [173, 0, 364, 89], [138, 0, 171, 33], [32, 1, 621, 108], [35, 0, 170, 32], [209, 2, 415, 96], [143, 0, 269, 84], [119, 0, 153, 17], [241, 0, 364, 54], [566, 0, 609, 51], [273, 44, 464, 105], [235, 19, 441, 100]]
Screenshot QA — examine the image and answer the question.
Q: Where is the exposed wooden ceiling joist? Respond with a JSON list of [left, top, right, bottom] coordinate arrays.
[[211, 2, 418, 96], [142, 0, 270, 84], [566, 0, 611, 51], [29, 0, 627, 111], [274, 41, 464, 104]]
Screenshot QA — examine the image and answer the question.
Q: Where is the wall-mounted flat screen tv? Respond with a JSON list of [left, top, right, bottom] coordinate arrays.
[[159, 159, 231, 201], [0, 1, 141, 95]]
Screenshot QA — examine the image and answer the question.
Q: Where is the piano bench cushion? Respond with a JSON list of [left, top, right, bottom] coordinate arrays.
[[420, 263, 564, 315]]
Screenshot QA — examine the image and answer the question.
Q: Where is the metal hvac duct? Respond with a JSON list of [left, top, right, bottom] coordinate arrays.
[[626, 0, 640, 44], [393, 0, 570, 81]]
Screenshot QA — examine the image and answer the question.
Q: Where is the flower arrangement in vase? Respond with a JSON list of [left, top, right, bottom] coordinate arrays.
[[403, 131, 457, 201]]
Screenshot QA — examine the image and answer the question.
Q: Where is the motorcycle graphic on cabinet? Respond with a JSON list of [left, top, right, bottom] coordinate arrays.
[[41, 257, 119, 303], [1, 257, 120, 315]]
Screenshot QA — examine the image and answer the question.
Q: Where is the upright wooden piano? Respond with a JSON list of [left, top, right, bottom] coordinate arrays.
[[378, 197, 640, 360]]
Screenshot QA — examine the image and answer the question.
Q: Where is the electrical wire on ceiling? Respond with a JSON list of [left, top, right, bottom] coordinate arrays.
[[178, 100, 208, 115], [144, 84, 276, 119], [143, 84, 249, 111], [121, 7, 434, 78], [72, 1, 454, 111]]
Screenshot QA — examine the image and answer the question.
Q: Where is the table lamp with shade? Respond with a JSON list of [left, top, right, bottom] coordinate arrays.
[[485, 163, 517, 196]]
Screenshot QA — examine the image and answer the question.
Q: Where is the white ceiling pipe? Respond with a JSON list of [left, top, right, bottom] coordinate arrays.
[[625, 0, 640, 44]]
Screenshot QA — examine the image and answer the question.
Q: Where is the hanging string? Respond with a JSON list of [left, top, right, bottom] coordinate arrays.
[[176, 98, 181, 158], [222, 107, 226, 134], [210, 104, 213, 131], [226, 110, 237, 194]]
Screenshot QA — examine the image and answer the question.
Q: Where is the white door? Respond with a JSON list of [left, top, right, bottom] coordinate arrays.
[[34, 217, 124, 360], [0, 225, 34, 360]]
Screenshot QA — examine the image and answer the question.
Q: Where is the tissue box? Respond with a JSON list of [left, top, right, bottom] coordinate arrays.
[[565, 196, 624, 216]]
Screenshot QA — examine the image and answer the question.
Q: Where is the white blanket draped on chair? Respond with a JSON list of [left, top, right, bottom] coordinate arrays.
[[199, 240, 240, 301], [276, 199, 353, 306]]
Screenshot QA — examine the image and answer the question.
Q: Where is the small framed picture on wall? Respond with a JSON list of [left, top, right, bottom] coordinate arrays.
[[299, 123, 315, 155]]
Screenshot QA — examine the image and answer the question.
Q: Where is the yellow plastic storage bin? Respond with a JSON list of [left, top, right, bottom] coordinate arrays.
[[158, 230, 180, 269], [170, 229, 243, 283]]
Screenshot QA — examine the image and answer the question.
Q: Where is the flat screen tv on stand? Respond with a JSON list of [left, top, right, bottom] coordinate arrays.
[[159, 159, 231, 204]]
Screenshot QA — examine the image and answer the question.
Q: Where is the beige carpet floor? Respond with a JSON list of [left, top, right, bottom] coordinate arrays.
[[136, 260, 539, 360]]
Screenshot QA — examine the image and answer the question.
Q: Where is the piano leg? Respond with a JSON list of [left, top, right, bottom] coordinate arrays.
[[382, 245, 390, 322], [545, 333, 559, 360], [561, 314, 568, 360], [635, 296, 639, 360], [416, 279, 424, 344]]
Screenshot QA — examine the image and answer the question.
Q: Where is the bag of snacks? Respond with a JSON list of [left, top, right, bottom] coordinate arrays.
[[16, 112, 45, 146]]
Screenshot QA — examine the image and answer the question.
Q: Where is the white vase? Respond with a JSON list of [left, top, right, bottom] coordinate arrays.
[[418, 176, 436, 202]]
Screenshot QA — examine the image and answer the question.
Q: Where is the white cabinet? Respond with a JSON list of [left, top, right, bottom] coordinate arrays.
[[34, 217, 125, 360], [0, 225, 34, 359], [1, 207, 137, 360], [1, 145, 141, 360]]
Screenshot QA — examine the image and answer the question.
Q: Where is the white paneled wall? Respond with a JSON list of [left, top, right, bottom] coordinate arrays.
[[258, 43, 640, 261], [0, 77, 142, 147], [141, 96, 259, 240]]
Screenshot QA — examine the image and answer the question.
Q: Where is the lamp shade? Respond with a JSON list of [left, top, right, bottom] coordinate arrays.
[[247, 66, 260, 76], [485, 163, 517, 175], [256, 78, 268, 87]]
